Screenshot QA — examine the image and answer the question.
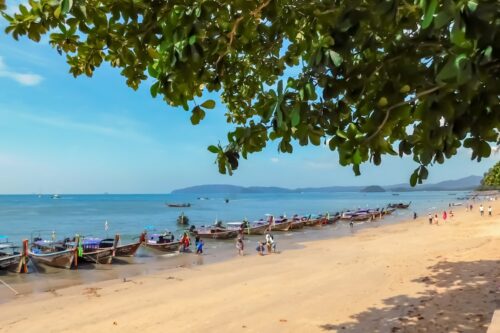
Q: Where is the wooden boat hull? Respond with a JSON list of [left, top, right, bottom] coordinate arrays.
[[271, 221, 292, 231], [245, 224, 269, 235], [80, 248, 114, 264], [304, 219, 323, 227], [29, 249, 75, 270], [351, 215, 371, 222], [113, 242, 142, 257], [197, 230, 239, 239], [327, 216, 340, 224], [290, 221, 305, 230], [142, 241, 181, 253], [0, 254, 23, 273]]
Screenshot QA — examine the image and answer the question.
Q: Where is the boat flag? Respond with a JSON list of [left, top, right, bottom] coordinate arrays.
[[105, 220, 109, 232]]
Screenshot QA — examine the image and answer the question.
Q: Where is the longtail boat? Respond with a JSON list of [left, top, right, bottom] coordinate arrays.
[[387, 202, 411, 209], [304, 216, 324, 227], [269, 217, 293, 231], [0, 236, 27, 273], [245, 223, 270, 235], [166, 203, 191, 208], [63, 237, 117, 264], [194, 227, 239, 239], [290, 215, 306, 229], [99, 234, 144, 257], [383, 208, 396, 215], [227, 222, 269, 235], [142, 231, 181, 253], [29, 238, 76, 270]]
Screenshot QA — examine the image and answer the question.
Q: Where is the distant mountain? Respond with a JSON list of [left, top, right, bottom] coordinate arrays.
[[361, 185, 386, 193], [387, 175, 482, 192], [171, 184, 293, 194], [171, 175, 482, 194]]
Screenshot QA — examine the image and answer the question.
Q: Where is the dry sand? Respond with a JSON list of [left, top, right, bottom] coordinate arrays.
[[0, 201, 499, 333]]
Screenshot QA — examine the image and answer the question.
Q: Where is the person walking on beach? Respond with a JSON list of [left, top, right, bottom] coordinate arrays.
[[196, 238, 204, 254], [442, 211, 447, 222], [236, 235, 244, 256], [488, 206, 492, 217], [433, 214, 439, 225], [195, 235, 203, 254], [480, 204, 484, 216], [450, 210, 454, 219], [413, 212, 417, 220], [180, 232, 190, 252], [428, 213, 433, 225]]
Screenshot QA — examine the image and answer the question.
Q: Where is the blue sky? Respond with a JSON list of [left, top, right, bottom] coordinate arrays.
[[0, 6, 498, 194]]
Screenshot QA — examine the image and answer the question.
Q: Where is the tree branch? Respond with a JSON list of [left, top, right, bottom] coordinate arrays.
[[216, 0, 272, 65], [363, 84, 445, 143]]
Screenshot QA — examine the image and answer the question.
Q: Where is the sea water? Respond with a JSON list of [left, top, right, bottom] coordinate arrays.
[[0, 191, 463, 243], [0, 191, 464, 301]]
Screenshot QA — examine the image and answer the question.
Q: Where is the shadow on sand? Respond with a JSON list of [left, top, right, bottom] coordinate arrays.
[[320, 260, 500, 332]]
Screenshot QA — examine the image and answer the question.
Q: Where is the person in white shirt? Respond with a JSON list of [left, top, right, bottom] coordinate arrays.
[[265, 233, 276, 254], [480, 204, 484, 216], [488, 206, 492, 217]]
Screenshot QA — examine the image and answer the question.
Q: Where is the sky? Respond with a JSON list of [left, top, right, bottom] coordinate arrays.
[[0, 4, 498, 194]]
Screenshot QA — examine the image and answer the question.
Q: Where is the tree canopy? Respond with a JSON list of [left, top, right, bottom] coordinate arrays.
[[480, 160, 500, 189], [2, 0, 499, 185]]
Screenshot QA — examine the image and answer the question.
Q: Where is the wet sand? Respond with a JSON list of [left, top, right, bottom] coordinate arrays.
[[0, 201, 498, 332]]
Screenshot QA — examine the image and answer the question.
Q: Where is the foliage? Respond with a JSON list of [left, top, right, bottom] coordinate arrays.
[[2, 0, 499, 185], [480, 161, 500, 189]]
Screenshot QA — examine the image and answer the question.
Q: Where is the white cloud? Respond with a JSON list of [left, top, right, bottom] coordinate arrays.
[[0, 56, 43, 86], [270, 157, 280, 163]]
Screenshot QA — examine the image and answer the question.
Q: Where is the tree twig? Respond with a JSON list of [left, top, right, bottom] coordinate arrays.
[[364, 84, 445, 143], [216, 0, 272, 65]]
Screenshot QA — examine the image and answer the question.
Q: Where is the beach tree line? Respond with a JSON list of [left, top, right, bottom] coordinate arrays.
[[480, 161, 500, 190], [1, 0, 499, 185]]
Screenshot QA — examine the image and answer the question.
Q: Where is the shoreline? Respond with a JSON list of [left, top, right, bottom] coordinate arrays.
[[1, 199, 498, 332], [0, 206, 416, 303]]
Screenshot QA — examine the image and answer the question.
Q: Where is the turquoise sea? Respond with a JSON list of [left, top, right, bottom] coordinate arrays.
[[0, 191, 464, 243], [0, 191, 467, 302]]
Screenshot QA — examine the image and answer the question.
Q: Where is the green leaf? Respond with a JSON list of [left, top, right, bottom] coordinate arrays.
[[207, 145, 219, 153], [150, 82, 159, 98], [290, 105, 300, 127], [353, 164, 361, 176], [201, 99, 215, 109], [352, 149, 362, 164], [188, 35, 197, 45], [61, 0, 73, 14], [328, 50, 343, 67], [410, 169, 419, 187], [190, 106, 205, 125], [54, 5, 62, 18], [421, 0, 437, 29]]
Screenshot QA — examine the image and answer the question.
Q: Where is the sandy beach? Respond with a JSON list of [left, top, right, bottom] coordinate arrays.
[[0, 201, 498, 333]]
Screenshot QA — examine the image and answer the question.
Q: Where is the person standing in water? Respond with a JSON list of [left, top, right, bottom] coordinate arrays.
[[236, 235, 244, 256], [265, 233, 275, 254]]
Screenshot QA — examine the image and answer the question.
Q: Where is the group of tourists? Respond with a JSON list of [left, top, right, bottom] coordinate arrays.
[[478, 204, 493, 217], [427, 210, 454, 225], [254, 233, 276, 256]]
